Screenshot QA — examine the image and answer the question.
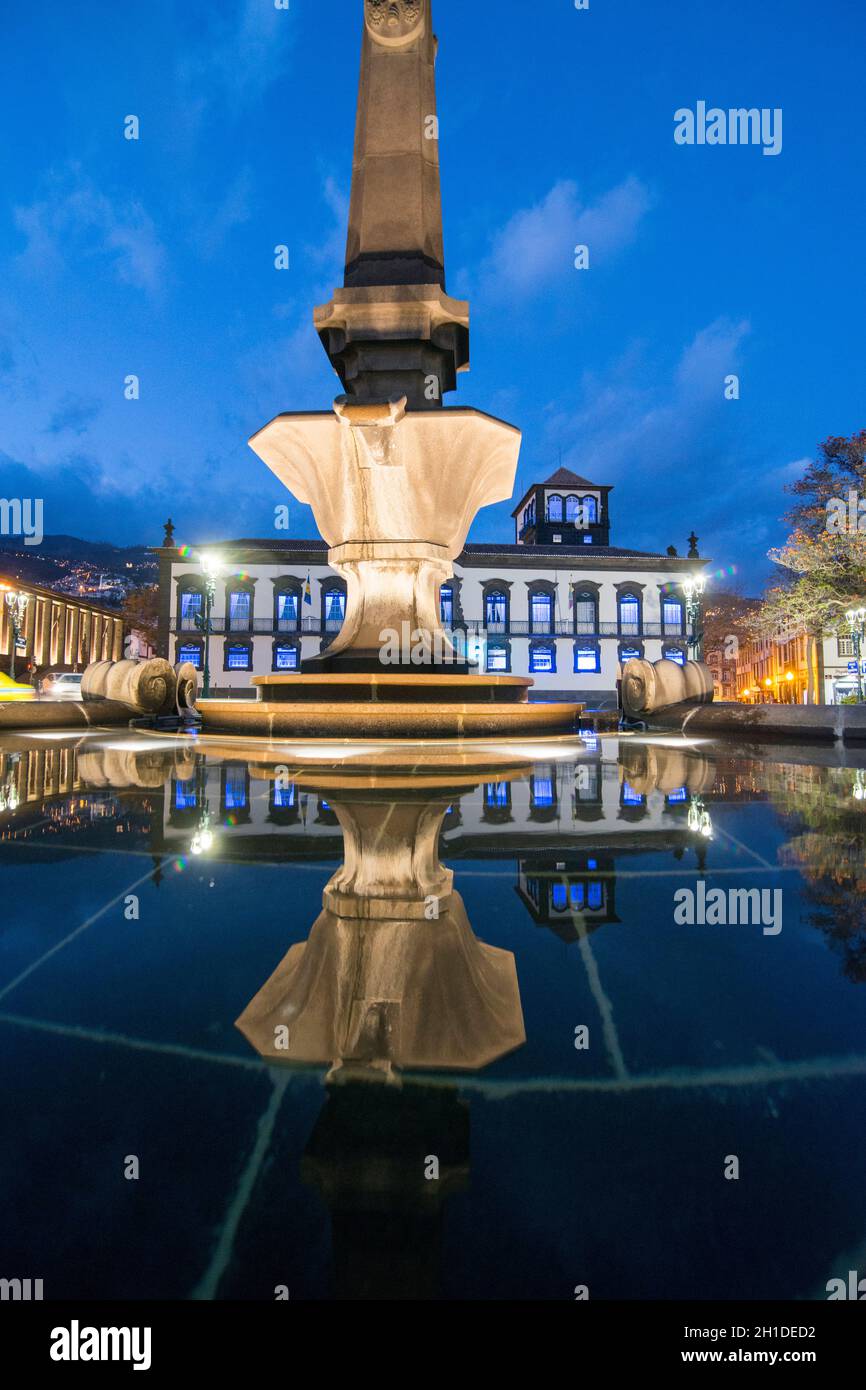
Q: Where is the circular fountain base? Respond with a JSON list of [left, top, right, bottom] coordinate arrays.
[[199, 672, 583, 738]]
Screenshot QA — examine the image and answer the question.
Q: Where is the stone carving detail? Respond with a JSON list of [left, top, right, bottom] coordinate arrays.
[[365, 0, 425, 45]]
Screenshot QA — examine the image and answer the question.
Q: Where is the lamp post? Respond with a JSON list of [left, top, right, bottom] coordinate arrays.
[[195, 554, 222, 699], [682, 573, 706, 661], [2, 587, 30, 681], [845, 607, 866, 703]]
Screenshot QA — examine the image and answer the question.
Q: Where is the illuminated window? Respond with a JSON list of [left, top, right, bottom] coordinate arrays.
[[485, 591, 508, 627], [276, 592, 298, 629], [440, 585, 453, 625], [226, 644, 252, 670], [486, 643, 508, 672], [531, 592, 553, 630], [529, 643, 555, 673], [575, 645, 600, 673], [223, 766, 248, 810], [178, 643, 203, 669], [228, 590, 251, 630], [618, 594, 640, 634], [274, 644, 299, 670], [180, 591, 202, 629], [324, 589, 346, 625]]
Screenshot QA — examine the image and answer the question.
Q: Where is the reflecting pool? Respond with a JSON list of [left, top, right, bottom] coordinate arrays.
[[1, 729, 865, 1301]]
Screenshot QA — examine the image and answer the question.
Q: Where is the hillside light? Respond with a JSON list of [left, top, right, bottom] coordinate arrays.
[[2, 586, 30, 681], [195, 554, 223, 699]]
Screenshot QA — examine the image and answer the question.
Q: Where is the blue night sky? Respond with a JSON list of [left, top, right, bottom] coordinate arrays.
[[1, 0, 864, 590]]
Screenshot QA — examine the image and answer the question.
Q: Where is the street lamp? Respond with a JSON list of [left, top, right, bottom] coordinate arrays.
[[682, 573, 706, 661], [1, 587, 30, 681], [845, 607, 866, 703], [195, 553, 222, 699]]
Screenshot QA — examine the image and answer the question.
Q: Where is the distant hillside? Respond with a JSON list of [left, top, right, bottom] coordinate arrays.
[[0, 535, 157, 591]]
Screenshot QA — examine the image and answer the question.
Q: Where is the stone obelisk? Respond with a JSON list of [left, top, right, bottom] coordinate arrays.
[[314, 0, 469, 408]]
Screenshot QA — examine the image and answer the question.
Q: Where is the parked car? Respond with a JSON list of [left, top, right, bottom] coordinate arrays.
[[40, 671, 84, 701], [0, 672, 36, 701]]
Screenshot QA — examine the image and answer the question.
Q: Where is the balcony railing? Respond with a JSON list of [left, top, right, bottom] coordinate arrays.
[[171, 616, 692, 640]]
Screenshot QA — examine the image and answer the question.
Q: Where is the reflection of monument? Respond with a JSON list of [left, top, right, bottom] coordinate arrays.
[[202, 1, 581, 737], [301, 1079, 469, 1301], [236, 777, 526, 1076]]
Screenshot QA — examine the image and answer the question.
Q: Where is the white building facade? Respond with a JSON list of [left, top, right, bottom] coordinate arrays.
[[156, 469, 704, 708]]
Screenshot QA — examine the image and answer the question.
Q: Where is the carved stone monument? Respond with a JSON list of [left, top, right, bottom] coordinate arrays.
[[202, 1, 582, 735]]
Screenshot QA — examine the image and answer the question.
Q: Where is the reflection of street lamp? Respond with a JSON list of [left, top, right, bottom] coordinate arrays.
[[845, 607, 866, 702], [195, 553, 222, 699], [688, 794, 713, 839], [1, 587, 30, 681], [682, 573, 706, 661], [190, 806, 215, 856], [0, 756, 20, 812]]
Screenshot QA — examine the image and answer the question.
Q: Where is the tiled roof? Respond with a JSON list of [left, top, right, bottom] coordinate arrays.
[[542, 467, 606, 489]]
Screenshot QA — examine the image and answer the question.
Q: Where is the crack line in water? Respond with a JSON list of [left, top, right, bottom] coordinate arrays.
[[189, 1073, 291, 1301], [0, 859, 181, 1003], [1, 1010, 864, 1099]]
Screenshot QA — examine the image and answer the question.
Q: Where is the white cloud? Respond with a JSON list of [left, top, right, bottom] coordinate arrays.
[[14, 165, 166, 297], [472, 175, 652, 300]]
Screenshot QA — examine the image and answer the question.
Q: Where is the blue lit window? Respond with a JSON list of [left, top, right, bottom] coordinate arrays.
[[581, 495, 598, 524], [229, 590, 251, 630], [486, 644, 508, 672], [485, 591, 508, 626], [175, 778, 197, 810], [224, 767, 247, 810], [587, 858, 598, 870], [274, 644, 299, 670], [277, 592, 298, 628], [620, 646, 642, 662], [227, 644, 252, 670], [619, 594, 640, 634], [587, 882, 603, 910], [666, 786, 688, 804], [579, 730, 599, 752], [552, 882, 568, 912], [440, 585, 453, 625], [531, 593, 553, 630], [485, 781, 510, 808], [622, 782, 645, 806], [530, 644, 555, 674], [663, 646, 686, 666], [570, 882, 585, 911], [663, 598, 684, 632], [178, 643, 202, 669], [575, 645, 600, 673], [324, 590, 346, 624], [180, 591, 202, 627], [565, 495, 581, 523], [273, 782, 296, 809], [547, 494, 564, 522], [531, 772, 555, 807]]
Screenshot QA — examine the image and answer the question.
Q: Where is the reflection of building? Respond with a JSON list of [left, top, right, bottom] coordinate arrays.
[[156, 469, 701, 706], [516, 852, 619, 942], [0, 572, 124, 679]]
